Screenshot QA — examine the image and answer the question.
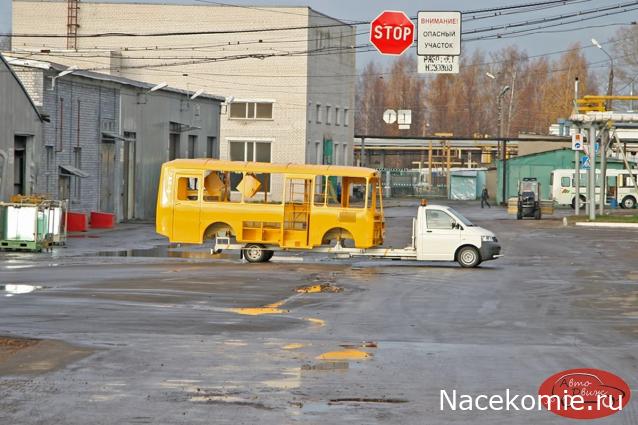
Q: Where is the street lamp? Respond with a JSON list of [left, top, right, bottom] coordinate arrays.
[[147, 82, 168, 93], [50, 65, 78, 89], [591, 38, 614, 110]]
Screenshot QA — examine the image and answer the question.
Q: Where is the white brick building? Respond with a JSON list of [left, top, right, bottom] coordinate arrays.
[[11, 1, 357, 196]]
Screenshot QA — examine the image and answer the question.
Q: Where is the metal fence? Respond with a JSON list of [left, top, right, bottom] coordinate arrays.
[[379, 169, 448, 198]]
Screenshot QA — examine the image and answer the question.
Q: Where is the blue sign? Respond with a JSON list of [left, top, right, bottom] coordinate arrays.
[[580, 156, 590, 170]]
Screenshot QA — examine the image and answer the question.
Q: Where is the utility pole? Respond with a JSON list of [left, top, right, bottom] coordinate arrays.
[[497, 85, 511, 204]]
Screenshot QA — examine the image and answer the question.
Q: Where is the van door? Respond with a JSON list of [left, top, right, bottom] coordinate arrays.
[[417, 209, 461, 261], [172, 173, 202, 243]]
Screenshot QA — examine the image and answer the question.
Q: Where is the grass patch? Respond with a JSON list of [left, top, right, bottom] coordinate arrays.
[[567, 215, 638, 224]]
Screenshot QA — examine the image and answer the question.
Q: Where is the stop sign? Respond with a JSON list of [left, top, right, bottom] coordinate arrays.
[[370, 10, 414, 55]]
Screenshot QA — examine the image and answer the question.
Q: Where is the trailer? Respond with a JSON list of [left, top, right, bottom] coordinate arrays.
[[214, 204, 502, 268]]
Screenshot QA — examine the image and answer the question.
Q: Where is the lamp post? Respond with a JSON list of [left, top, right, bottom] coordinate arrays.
[[591, 38, 614, 110], [498, 85, 511, 205]]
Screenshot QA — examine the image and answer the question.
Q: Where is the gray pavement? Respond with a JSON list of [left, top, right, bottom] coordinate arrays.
[[0, 201, 637, 424]]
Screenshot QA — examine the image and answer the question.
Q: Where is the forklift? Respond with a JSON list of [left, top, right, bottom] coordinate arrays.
[[517, 177, 541, 220]]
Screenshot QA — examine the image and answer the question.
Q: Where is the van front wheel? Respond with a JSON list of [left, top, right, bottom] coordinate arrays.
[[243, 244, 270, 263], [457, 246, 481, 268]]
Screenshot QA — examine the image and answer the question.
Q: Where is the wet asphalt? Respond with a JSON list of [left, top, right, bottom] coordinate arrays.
[[0, 201, 637, 424]]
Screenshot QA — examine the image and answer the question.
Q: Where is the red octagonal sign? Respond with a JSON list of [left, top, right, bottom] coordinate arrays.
[[370, 10, 414, 56]]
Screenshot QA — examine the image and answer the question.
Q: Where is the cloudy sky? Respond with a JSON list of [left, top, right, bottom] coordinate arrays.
[[1, 0, 634, 74]]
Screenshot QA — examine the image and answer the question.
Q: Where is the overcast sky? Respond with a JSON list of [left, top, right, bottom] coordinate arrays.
[[1, 0, 634, 77]]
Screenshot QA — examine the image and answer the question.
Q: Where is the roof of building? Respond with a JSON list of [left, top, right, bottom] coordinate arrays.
[[4, 56, 226, 102], [164, 159, 379, 179], [0, 53, 45, 122], [506, 147, 629, 163], [12, 0, 355, 27]]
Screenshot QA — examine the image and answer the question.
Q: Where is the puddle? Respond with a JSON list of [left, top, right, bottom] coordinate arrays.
[[329, 398, 408, 404], [94, 246, 233, 260], [301, 362, 349, 371], [261, 367, 301, 390], [229, 300, 289, 316], [296, 283, 343, 293], [189, 392, 272, 410], [0, 284, 43, 296], [283, 343, 305, 350], [316, 349, 371, 361]]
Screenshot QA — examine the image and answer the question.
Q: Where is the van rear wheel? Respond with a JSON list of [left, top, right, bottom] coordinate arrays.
[[243, 244, 270, 263], [457, 246, 480, 268]]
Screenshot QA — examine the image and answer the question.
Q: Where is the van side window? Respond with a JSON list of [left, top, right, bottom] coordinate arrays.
[[426, 210, 455, 229], [561, 177, 570, 188], [177, 177, 200, 201]]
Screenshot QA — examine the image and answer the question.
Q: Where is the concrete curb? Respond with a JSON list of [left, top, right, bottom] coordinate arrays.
[[574, 222, 638, 228]]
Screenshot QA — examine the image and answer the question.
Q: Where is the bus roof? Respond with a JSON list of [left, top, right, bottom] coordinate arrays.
[[164, 159, 380, 178]]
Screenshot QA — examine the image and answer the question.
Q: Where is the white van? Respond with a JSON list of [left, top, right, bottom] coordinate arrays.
[[549, 169, 638, 209]]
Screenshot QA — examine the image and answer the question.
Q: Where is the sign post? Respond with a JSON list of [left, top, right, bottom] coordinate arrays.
[[417, 11, 461, 75], [370, 11, 415, 56]]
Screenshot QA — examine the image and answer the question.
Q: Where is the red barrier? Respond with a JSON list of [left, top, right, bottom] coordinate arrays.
[[90, 212, 115, 229], [66, 212, 87, 232], [91, 211, 115, 229]]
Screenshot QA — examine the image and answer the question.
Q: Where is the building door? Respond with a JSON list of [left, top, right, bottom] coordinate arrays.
[[99, 139, 116, 213], [13, 136, 27, 196], [122, 133, 136, 220], [59, 175, 71, 202]]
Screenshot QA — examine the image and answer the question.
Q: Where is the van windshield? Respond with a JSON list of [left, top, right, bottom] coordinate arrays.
[[447, 208, 474, 226]]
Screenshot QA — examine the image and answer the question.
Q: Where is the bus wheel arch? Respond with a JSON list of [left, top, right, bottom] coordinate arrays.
[[203, 222, 236, 240], [621, 195, 636, 209], [321, 227, 356, 246]]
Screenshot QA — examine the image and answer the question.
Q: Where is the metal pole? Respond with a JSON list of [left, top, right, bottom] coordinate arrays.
[[575, 144, 581, 215], [599, 129, 608, 216], [446, 141, 451, 199], [574, 77, 580, 215], [428, 141, 433, 188], [588, 126, 596, 220], [502, 140, 507, 205], [360, 137, 366, 167]]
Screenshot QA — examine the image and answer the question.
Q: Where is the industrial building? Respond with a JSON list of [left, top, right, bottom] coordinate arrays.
[[7, 56, 223, 221], [0, 53, 45, 202], [495, 148, 629, 203], [10, 0, 357, 202]]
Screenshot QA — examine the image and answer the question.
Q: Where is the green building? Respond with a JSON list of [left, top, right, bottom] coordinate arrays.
[[496, 148, 628, 203]]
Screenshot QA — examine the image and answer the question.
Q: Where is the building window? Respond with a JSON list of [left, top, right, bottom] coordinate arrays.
[[335, 107, 341, 126], [229, 102, 273, 120], [344, 108, 350, 127], [316, 103, 322, 124], [206, 137, 217, 158], [188, 135, 197, 159], [308, 102, 312, 123], [46, 146, 54, 169], [343, 144, 348, 165], [326, 105, 332, 125], [316, 142, 322, 164], [229, 140, 271, 163]]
